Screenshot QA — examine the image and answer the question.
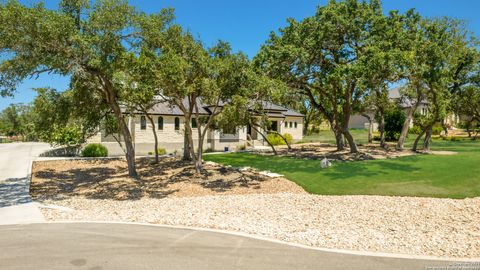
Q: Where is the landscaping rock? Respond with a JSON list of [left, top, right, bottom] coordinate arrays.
[[40, 194, 480, 259]]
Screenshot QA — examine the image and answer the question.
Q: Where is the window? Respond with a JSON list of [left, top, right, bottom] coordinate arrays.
[[222, 126, 236, 134], [294, 122, 298, 129], [289, 122, 293, 128], [285, 121, 288, 128], [158, 116, 163, 130], [140, 116, 146, 130], [192, 118, 197, 128], [174, 117, 180, 130]]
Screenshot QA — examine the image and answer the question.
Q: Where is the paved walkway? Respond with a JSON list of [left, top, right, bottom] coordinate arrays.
[[0, 223, 464, 270], [0, 142, 52, 224]]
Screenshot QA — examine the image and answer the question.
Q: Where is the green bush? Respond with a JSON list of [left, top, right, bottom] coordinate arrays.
[[410, 124, 443, 136], [384, 109, 406, 141], [443, 136, 461, 142], [81, 143, 108, 157], [409, 125, 423, 135], [237, 144, 246, 151], [203, 147, 214, 153], [266, 133, 293, 146], [432, 125, 443, 135], [156, 148, 166, 155]]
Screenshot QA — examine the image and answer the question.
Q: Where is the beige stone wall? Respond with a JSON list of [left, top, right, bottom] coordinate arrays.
[[280, 117, 304, 141], [348, 114, 370, 129], [88, 113, 304, 156], [133, 115, 183, 144], [209, 127, 248, 151]]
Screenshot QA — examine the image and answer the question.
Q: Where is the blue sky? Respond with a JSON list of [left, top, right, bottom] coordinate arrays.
[[1, 0, 479, 110]]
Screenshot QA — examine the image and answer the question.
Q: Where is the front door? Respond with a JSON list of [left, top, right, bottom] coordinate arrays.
[[247, 124, 257, 140], [270, 121, 278, 132]]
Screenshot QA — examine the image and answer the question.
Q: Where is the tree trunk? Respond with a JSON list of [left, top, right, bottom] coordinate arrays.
[[441, 118, 448, 137], [423, 125, 433, 152], [397, 103, 418, 150], [361, 113, 374, 144], [183, 118, 196, 164], [254, 126, 277, 155], [412, 128, 426, 152], [102, 78, 137, 178], [333, 127, 345, 151], [111, 107, 137, 178], [195, 137, 203, 173], [183, 130, 192, 160], [303, 120, 309, 136], [111, 132, 126, 154], [272, 131, 291, 151], [146, 114, 159, 164], [466, 120, 472, 137], [378, 112, 386, 148], [342, 128, 358, 153]]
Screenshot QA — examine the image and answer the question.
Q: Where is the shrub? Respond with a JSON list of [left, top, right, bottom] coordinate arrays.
[[156, 148, 166, 155], [409, 125, 423, 135], [432, 125, 443, 135], [443, 136, 461, 142], [266, 133, 293, 146], [81, 143, 108, 157], [203, 147, 214, 153], [283, 133, 293, 144], [410, 124, 443, 136], [384, 108, 406, 141], [237, 144, 246, 151]]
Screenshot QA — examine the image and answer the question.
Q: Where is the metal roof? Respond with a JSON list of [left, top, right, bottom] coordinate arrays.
[[141, 97, 304, 118]]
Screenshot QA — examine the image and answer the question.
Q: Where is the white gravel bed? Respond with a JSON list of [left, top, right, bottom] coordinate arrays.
[[40, 193, 480, 258]]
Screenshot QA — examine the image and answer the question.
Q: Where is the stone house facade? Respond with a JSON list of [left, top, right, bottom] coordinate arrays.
[[88, 99, 304, 156]]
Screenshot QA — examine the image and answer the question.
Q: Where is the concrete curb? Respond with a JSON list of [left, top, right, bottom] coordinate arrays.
[[16, 220, 479, 263]]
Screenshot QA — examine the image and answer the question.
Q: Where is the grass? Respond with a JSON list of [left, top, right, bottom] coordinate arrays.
[[204, 137, 480, 199], [300, 129, 371, 145]]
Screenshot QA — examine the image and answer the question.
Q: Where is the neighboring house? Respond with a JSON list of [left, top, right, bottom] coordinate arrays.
[[88, 99, 304, 156], [349, 87, 431, 130]]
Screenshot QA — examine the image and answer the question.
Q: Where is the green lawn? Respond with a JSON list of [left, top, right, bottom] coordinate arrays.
[[204, 139, 480, 198], [301, 129, 371, 145]]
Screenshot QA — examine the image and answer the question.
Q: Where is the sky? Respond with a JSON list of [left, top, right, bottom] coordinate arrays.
[[1, 0, 479, 111]]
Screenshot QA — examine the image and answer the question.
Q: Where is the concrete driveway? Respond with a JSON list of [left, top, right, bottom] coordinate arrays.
[[0, 142, 52, 224], [0, 223, 465, 270]]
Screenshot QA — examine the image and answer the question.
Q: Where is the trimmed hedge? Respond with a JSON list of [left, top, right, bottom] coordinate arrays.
[[81, 143, 108, 157]]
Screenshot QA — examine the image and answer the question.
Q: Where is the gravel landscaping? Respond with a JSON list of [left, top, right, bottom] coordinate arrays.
[[32, 157, 480, 259], [40, 194, 480, 259]]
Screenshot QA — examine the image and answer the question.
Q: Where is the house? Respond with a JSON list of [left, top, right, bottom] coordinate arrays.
[[87, 99, 304, 156], [348, 87, 431, 130]]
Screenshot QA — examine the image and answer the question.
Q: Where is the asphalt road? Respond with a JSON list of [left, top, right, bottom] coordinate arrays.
[[0, 223, 463, 270]]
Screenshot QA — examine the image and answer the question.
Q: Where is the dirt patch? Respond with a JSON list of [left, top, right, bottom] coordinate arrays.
[[30, 157, 305, 201], [269, 143, 415, 161]]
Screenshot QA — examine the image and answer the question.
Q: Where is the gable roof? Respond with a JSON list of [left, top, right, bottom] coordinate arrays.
[[389, 87, 428, 108], [143, 98, 303, 118]]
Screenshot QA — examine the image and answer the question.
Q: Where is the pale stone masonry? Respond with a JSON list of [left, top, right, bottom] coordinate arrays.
[[88, 99, 304, 156]]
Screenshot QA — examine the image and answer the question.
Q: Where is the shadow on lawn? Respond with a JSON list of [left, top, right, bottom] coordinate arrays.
[[30, 157, 270, 201]]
